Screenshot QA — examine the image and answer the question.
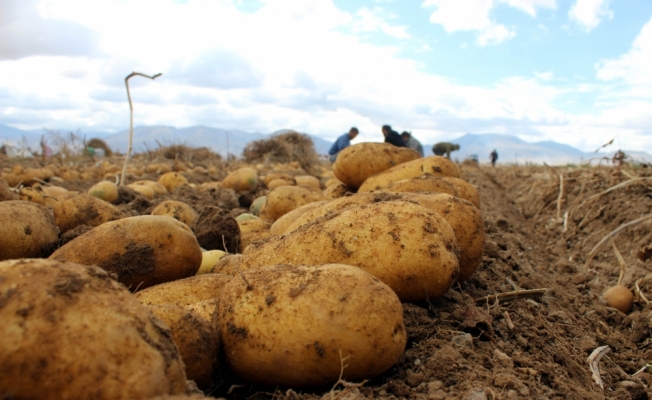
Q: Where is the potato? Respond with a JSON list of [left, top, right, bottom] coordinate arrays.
[[158, 172, 189, 192], [322, 182, 350, 199], [197, 250, 227, 275], [185, 298, 219, 325], [134, 180, 168, 195], [50, 215, 202, 291], [377, 175, 458, 196], [0, 259, 190, 399], [151, 200, 199, 226], [135, 273, 232, 307], [263, 172, 294, 186], [128, 184, 155, 199], [358, 156, 460, 192], [270, 200, 329, 235], [267, 178, 294, 189], [215, 201, 459, 302], [604, 285, 633, 313], [41, 185, 68, 199], [238, 218, 272, 252], [263, 185, 323, 221], [147, 305, 219, 389], [218, 264, 406, 387], [235, 213, 257, 222], [18, 185, 58, 207], [442, 177, 481, 208], [0, 201, 59, 261], [221, 167, 259, 193], [0, 177, 17, 201], [146, 162, 173, 174], [88, 180, 119, 203], [295, 175, 321, 190], [53, 192, 124, 233], [333, 142, 421, 188], [249, 196, 266, 216]]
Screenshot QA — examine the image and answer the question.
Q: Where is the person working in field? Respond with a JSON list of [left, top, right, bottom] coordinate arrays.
[[328, 127, 359, 162], [382, 125, 406, 148], [490, 149, 498, 167], [432, 142, 460, 158], [401, 131, 424, 157]]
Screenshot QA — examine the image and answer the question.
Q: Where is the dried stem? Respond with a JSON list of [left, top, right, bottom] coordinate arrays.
[[474, 288, 548, 305], [584, 214, 652, 270], [120, 71, 162, 186], [610, 239, 627, 286]]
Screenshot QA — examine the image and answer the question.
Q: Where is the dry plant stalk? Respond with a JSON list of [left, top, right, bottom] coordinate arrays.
[[587, 345, 610, 390], [474, 288, 548, 305], [610, 239, 627, 286], [120, 71, 162, 186], [584, 214, 652, 270]]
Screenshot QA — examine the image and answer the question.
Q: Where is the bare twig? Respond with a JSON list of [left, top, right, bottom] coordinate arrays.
[[584, 214, 652, 270], [587, 345, 610, 390], [610, 239, 627, 286], [474, 288, 548, 305], [120, 71, 162, 186], [556, 172, 564, 220]]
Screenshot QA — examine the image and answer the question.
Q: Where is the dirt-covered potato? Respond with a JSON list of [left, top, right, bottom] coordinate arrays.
[[0, 201, 59, 261], [262, 185, 323, 221], [269, 200, 329, 235], [322, 182, 350, 199], [128, 184, 155, 199], [442, 177, 481, 208], [18, 185, 58, 207], [238, 218, 271, 252], [221, 167, 259, 193], [219, 263, 406, 387], [376, 175, 459, 196], [358, 156, 460, 192], [333, 142, 421, 188], [53, 192, 124, 233], [0, 177, 18, 201], [135, 273, 232, 306], [0, 259, 190, 399], [214, 201, 460, 302], [147, 304, 219, 389], [50, 215, 202, 291], [151, 200, 199, 226], [88, 180, 119, 203], [185, 298, 219, 325], [158, 172, 189, 192], [133, 179, 168, 195]]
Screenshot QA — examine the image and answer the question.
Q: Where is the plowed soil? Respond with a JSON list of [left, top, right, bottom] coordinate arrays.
[[217, 163, 652, 400]]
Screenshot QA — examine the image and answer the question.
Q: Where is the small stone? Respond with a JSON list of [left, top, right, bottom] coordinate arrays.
[[463, 389, 487, 400], [427, 380, 443, 394], [493, 349, 514, 369]]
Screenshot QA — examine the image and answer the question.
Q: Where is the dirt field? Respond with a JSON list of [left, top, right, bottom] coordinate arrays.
[[3, 154, 651, 399]]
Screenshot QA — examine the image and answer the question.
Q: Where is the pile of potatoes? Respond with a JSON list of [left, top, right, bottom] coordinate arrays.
[[0, 143, 485, 396]]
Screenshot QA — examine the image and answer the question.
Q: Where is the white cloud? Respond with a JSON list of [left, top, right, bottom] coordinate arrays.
[[422, 0, 554, 46], [352, 7, 411, 39], [568, 0, 613, 32]]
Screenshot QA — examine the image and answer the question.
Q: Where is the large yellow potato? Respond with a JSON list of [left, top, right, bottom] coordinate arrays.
[[262, 185, 323, 221], [214, 201, 459, 302], [377, 175, 458, 196], [0, 201, 59, 261], [333, 142, 421, 188], [135, 273, 232, 306], [218, 264, 406, 387], [0, 259, 190, 399], [50, 216, 202, 291], [221, 167, 259, 193], [442, 177, 481, 208], [283, 191, 484, 283], [147, 305, 219, 389], [269, 200, 329, 235], [358, 156, 460, 192], [53, 192, 124, 233], [151, 200, 199, 226]]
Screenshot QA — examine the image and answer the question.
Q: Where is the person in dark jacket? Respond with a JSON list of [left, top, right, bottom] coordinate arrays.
[[382, 125, 406, 147], [490, 149, 498, 167], [328, 127, 358, 162]]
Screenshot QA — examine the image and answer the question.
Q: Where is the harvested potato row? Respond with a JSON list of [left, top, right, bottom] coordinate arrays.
[[135, 273, 232, 307], [260, 185, 323, 221], [50, 215, 202, 291], [358, 155, 459, 192], [219, 263, 406, 387], [147, 304, 219, 389], [0, 259, 191, 400], [333, 142, 421, 188], [0, 201, 59, 261], [53, 192, 124, 234], [214, 201, 460, 302]]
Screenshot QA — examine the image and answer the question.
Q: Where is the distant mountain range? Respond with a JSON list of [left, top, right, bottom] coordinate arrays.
[[0, 124, 648, 165]]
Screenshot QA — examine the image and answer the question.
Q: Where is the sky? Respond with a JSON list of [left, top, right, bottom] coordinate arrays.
[[1, 0, 651, 152]]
